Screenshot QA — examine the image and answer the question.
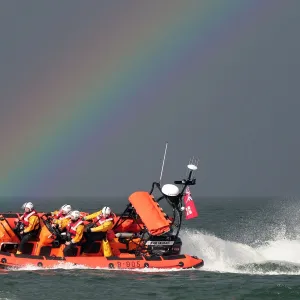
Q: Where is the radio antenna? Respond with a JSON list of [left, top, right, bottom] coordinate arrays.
[[159, 142, 168, 184]]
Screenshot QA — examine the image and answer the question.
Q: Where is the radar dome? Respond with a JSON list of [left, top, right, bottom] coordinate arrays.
[[161, 184, 180, 197]]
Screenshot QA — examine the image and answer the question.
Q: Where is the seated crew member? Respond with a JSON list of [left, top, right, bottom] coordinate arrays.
[[60, 210, 84, 257], [81, 206, 114, 257], [16, 202, 40, 254], [46, 204, 72, 220], [47, 204, 73, 230]]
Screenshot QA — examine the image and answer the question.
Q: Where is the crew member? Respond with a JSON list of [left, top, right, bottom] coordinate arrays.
[[47, 204, 72, 230], [16, 202, 40, 254], [49, 204, 72, 220], [81, 206, 114, 257], [60, 210, 84, 257]]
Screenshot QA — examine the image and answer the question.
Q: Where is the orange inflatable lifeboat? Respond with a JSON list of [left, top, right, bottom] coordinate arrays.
[[0, 163, 204, 270], [128, 191, 171, 236]]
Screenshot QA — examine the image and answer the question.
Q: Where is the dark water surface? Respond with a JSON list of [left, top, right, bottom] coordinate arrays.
[[1, 196, 300, 300]]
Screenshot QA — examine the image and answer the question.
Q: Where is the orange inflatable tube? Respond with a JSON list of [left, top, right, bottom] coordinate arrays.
[[0, 251, 204, 270], [128, 191, 171, 236]]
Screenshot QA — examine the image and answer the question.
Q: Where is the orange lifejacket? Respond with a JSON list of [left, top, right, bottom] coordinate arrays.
[[66, 219, 83, 238], [21, 210, 39, 227], [93, 213, 115, 227]]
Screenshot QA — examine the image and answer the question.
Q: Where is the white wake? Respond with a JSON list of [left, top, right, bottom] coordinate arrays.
[[180, 228, 300, 275]]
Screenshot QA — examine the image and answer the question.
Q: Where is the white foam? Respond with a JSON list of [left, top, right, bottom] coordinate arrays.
[[180, 228, 300, 275], [0, 290, 15, 300], [7, 261, 90, 271], [8, 262, 187, 273]]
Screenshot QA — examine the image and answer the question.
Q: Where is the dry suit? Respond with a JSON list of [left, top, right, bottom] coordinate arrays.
[[81, 210, 114, 256], [60, 218, 84, 256], [16, 210, 40, 254]]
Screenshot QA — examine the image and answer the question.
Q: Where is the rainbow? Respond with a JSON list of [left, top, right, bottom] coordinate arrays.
[[0, 1, 277, 197]]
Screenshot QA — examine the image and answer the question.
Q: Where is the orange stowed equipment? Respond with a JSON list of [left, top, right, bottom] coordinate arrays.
[[0, 215, 20, 243], [128, 191, 172, 236]]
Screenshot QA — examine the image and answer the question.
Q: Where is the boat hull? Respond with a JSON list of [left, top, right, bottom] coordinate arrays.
[[0, 251, 203, 270]]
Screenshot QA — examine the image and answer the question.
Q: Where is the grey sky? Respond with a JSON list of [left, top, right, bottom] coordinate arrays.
[[0, 1, 300, 197]]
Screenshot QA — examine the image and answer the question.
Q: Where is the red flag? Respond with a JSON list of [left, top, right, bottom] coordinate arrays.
[[183, 187, 198, 220]]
